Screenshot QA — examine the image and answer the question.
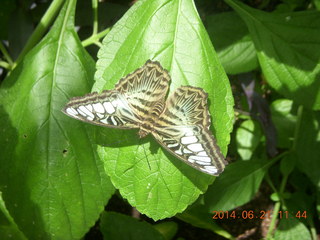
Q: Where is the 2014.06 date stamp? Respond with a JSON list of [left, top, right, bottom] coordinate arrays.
[[212, 210, 307, 220]]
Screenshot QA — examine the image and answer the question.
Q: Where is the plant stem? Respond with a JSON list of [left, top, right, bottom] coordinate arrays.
[[0, 61, 10, 69], [264, 149, 291, 239], [82, 27, 111, 47], [264, 105, 304, 239], [14, 0, 65, 68], [92, 0, 98, 35], [265, 173, 288, 239], [0, 42, 13, 68], [266, 201, 281, 239]]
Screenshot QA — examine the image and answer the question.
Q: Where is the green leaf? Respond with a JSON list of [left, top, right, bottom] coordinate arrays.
[[285, 192, 314, 223], [94, 0, 234, 220], [295, 109, 320, 188], [0, 1, 114, 239], [226, 0, 320, 110], [152, 222, 178, 240], [176, 204, 234, 239], [236, 119, 262, 160], [204, 158, 273, 211], [314, 0, 320, 10], [0, 193, 26, 240], [205, 12, 258, 74], [100, 212, 165, 240], [270, 99, 297, 149], [270, 193, 280, 202], [274, 213, 311, 240], [280, 154, 296, 177]]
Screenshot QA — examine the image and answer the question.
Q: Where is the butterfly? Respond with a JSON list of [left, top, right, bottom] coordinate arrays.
[[63, 60, 227, 175]]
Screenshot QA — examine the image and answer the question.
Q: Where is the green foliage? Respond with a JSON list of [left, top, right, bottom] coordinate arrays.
[[204, 157, 274, 211], [94, 0, 233, 220], [0, 0, 319, 239], [205, 12, 259, 74], [274, 213, 312, 240], [100, 212, 166, 240], [236, 119, 262, 160], [227, 0, 320, 110], [0, 0, 114, 239]]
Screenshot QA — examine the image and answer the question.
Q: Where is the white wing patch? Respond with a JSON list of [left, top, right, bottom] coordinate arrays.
[[66, 107, 78, 116], [85, 104, 93, 111], [79, 106, 94, 119], [202, 166, 218, 174], [181, 136, 197, 144], [189, 155, 211, 163], [187, 143, 204, 152], [197, 151, 208, 157], [92, 103, 105, 113], [103, 102, 115, 114]]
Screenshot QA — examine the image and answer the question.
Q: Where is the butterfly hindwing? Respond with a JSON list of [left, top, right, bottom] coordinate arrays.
[[153, 125, 226, 175], [153, 86, 226, 175], [63, 90, 141, 129]]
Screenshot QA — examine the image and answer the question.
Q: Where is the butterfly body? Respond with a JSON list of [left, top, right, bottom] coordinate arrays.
[[63, 60, 227, 176]]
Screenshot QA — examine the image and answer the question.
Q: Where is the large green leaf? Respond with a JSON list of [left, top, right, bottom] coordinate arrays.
[[270, 99, 297, 149], [295, 109, 320, 188], [0, 193, 26, 240], [226, 0, 320, 110], [236, 119, 262, 160], [176, 204, 234, 239], [204, 158, 274, 211], [94, 0, 234, 220], [0, 1, 114, 239], [274, 214, 311, 240], [205, 12, 258, 74], [100, 212, 165, 240]]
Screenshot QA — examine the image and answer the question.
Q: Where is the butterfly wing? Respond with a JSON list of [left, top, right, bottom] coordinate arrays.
[[63, 90, 141, 129], [63, 60, 171, 129], [153, 86, 227, 176], [115, 60, 170, 115]]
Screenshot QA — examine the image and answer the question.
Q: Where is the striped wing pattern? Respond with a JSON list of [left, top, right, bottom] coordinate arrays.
[[63, 60, 227, 175], [63, 60, 170, 129], [115, 60, 170, 116], [153, 87, 227, 175], [63, 90, 141, 129]]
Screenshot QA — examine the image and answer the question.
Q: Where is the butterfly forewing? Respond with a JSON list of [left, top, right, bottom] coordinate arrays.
[[63, 90, 141, 129], [63, 60, 170, 129], [115, 60, 170, 116], [153, 86, 227, 175], [157, 86, 211, 128]]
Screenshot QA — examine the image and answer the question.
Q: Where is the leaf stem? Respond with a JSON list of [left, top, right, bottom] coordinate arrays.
[[266, 201, 281, 239], [14, 0, 65, 68], [81, 0, 109, 48], [265, 172, 288, 239], [0, 42, 13, 68], [0, 61, 10, 69], [265, 173, 277, 193], [82, 27, 111, 47]]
